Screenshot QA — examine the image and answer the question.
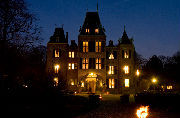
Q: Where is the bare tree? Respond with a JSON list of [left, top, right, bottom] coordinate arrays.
[[0, 0, 41, 50]]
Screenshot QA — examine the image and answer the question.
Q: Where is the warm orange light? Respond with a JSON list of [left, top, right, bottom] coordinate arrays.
[[54, 64, 60, 73], [136, 106, 149, 118], [136, 69, 140, 76], [152, 78, 157, 83], [123, 65, 129, 74]]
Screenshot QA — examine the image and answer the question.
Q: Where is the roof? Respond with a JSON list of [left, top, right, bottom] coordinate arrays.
[[49, 28, 68, 43], [79, 12, 105, 35], [119, 27, 133, 44]]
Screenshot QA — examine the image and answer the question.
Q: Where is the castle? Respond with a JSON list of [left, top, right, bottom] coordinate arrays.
[[46, 11, 139, 94]]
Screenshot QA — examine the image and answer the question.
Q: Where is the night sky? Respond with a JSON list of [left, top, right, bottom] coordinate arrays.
[[27, 0, 180, 58]]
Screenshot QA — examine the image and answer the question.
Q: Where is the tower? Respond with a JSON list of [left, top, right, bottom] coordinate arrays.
[[78, 12, 106, 93], [46, 28, 69, 88]]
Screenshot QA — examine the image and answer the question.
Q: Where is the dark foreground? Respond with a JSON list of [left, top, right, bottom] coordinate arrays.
[[2, 88, 180, 118]]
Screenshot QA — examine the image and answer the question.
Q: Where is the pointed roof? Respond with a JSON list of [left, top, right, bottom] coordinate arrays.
[[120, 26, 132, 44], [49, 28, 68, 43], [79, 12, 105, 35]]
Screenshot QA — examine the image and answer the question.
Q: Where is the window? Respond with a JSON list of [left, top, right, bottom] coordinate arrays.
[[95, 28, 99, 33], [108, 66, 114, 74], [109, 79, 115, 88], [53, 77, 58, 87], [125, 79, 129, 87], [124, 51, 129, 58], [86, 28, 90, 33], [68, 63, 77, 70], [167, 86, 173, 90], [54, 64, 60, 73], [96, 58, 101, 69], [69, 51, 74, 58], [96, 41, 101, 52], [54, 50, 59, 57], [109, 53, 114, 59], [82, 58, 88, 69], [124, 65, 129, 74], [83, 42, 88, 52], [81, 81, 84, 87]]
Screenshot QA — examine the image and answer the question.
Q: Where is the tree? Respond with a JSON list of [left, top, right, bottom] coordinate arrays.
[[0, 0, 41, 50]]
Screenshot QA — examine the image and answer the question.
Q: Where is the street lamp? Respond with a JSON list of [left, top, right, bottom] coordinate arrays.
[[152, 78, 157, 83]]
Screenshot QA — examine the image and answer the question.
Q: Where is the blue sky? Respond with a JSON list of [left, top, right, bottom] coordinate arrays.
[[27, 0, 180, 58]]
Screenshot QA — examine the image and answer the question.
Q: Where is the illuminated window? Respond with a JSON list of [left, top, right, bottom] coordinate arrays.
[[86, 28, 90, 33], [167, 86, 173, 90], [53, 77, 58, 87], [54, 64, 60, 73], [54, 50, 59, 57], [81, 81, 84, 87], [95, 28, 99, 33], [124, 66, 129, 74], [68, 63, 77, 70], [83, 42, 88, 52], [70, 79, 74, 85], [96, 41, 101, 52], [108, 66, 114, 74], [69, 51, 74, 58], [109, 79, 115, 88], [109, 53, 114, 59], [136, 69, 140, 76], [124, 51, 129, 58], [96, 58, 101, 69], [125, 79, 129, 87], [82, 58, 88, 69]]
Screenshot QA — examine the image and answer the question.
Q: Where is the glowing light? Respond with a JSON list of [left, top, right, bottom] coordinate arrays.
[[99, 94, 102, 99], [95, 28, 99, 33], [123, 66, 129, 74], [53, 77, 58, 87], [81, 81, 84, 87], [136, 69, 140, 76], [167, 86, 173, 89], [136, 106, 149, 118], [152, 78, 157, 83], [90, 73, 93, 76], [54, 64, 60, 73], [125, 79, 129, 87]]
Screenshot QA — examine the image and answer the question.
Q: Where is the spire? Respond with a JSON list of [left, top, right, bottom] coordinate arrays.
[[124, 25, 126, 32], [97, 0, 99, 12]]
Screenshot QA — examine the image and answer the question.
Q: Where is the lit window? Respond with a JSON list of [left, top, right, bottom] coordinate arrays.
[[108, 66, 114, 74], [53, 77, 58, 87], [81, 81, 84, 87], [96, 58, 101, 69], [124, 66, 129, 74], [86, 28, 90, 33], [68, 63, 76, 70], [54, 64, 60, 73], [167, 86, 173, 90], [95, 28, 99, 33], [96, 41, 101, 52], [109, 53, 114, 59], [82, 58, 88, 69], [125, 79, 129, 87], [83, 42, 88, 52], [54, 50, 59, 57], [109, 79, 115, 88], [69, 51, 74, 58], [124, 51, 129, 58]]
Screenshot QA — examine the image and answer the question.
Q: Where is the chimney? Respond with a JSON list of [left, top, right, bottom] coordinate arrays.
[[66, 32, 68, 40]]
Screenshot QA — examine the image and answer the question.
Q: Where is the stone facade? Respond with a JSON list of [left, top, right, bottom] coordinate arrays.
[[46, 12, 138, 94]]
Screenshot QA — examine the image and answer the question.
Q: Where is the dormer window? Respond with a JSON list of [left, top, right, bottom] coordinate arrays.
[[86, 28, 90, 33], [109, 53, 114, 59], [124, 51, 129, 58], [95, 28, 99, 33]]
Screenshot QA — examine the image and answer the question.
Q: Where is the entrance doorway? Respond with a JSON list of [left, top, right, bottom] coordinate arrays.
[[86, 73, 97, 93]]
